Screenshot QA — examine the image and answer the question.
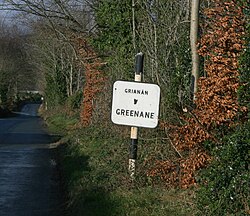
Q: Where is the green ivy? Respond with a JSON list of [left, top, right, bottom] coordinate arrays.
[[93, 0, 134, 80], [45, 66, 67, 108], [197, 122, 250, 216]]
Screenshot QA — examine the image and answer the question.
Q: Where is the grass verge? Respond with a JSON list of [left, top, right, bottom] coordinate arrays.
[[45, 110, 197, 216]]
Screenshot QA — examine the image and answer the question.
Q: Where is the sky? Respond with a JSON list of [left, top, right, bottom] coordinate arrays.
[[0, 6, 18, 26], [0, 5, 31, 34]]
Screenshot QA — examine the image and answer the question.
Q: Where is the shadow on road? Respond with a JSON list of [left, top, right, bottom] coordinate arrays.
[[0, 103, 65, 216]]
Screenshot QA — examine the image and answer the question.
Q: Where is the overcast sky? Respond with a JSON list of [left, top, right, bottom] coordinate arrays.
[[0, 3, 17, 25], [0, 4, 31, 33]]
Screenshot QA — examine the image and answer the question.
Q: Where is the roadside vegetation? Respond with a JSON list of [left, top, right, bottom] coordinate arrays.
[[1, 0, 249, 215], [43, 106, 198, 216]]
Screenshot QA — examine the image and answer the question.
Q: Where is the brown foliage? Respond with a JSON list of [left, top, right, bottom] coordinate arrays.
[[73, 37, 106, 126], [148, 0, 247, 188]]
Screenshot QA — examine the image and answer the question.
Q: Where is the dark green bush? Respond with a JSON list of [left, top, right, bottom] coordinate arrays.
[[197, 121, 250, 216], [66, 91, 83, 110]]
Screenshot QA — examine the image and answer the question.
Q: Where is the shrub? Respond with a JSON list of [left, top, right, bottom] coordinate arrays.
[[196, 121, 250, 215], [66, 91, 83, 110]]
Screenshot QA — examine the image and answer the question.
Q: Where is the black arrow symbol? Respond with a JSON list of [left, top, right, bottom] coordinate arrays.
[[134, 99, 138, 105]]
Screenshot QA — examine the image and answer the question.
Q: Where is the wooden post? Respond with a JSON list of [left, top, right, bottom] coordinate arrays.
[[190, 0, 200, 101], [129, 52, 144, 179]]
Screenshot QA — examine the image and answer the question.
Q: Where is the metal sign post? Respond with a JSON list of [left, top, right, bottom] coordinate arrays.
[[129, 52, 144, 180], [111, 52, 160, 180]]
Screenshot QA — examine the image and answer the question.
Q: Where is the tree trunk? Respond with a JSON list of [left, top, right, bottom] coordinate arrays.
[[190, 0, 200, 100], [132, 0, 136, 51], [69, 62, 73, 96]]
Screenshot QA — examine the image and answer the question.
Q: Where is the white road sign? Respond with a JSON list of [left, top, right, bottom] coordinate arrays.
[[111, 81, 160, 128]]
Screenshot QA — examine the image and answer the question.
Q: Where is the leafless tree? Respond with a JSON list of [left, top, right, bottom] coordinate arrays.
[[0, 0, 95, 33], [0, 18, 37, 106]]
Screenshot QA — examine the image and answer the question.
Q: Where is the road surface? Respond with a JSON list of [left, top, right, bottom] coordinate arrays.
[[0, 104, 64, 216]]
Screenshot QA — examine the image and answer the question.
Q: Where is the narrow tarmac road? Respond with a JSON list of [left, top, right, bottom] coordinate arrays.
[[0, 104, 64, 216]]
